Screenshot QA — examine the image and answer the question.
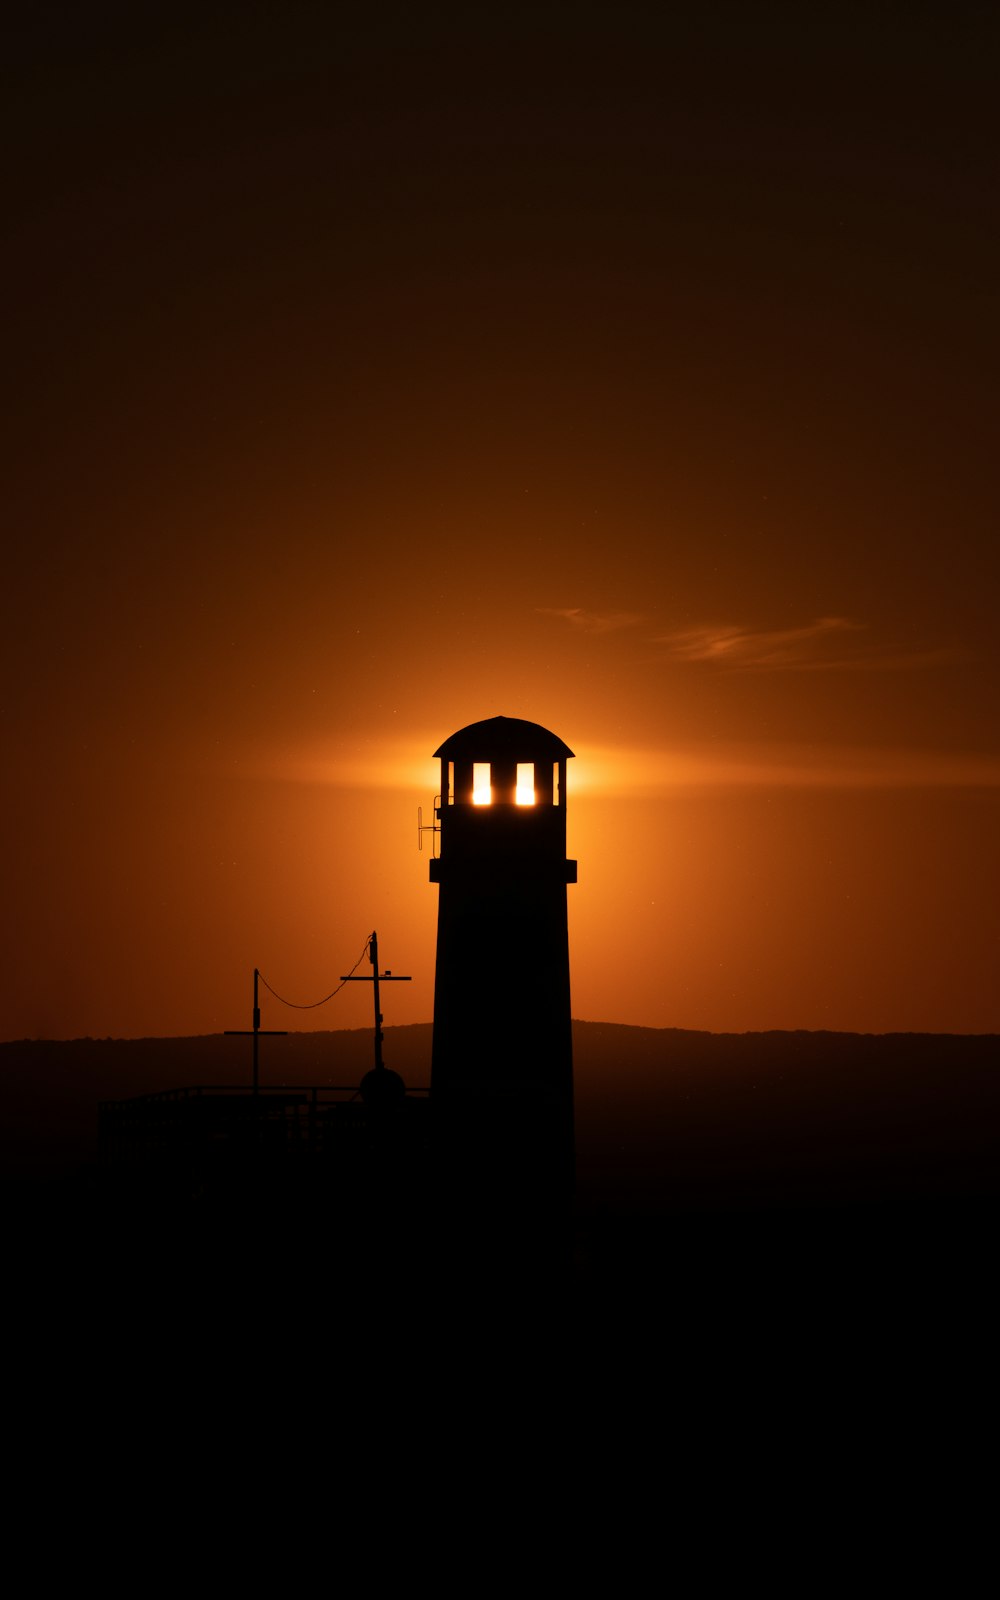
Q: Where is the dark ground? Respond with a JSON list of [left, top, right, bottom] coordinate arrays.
[[3, 1023, 994, 1483], [3, 1021, 995, 1286]]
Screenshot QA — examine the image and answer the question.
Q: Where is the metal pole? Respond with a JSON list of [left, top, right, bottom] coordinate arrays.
[[224, 971, 285, 1085], [370, 931, 384, 1073], [253, 966, 260, 1095], [338, 935, 411, 1074]]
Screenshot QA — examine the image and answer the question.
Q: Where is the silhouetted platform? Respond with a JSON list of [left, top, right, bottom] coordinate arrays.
[[97, 1077, 571, 1273], [100, 1082, 431, 1216]]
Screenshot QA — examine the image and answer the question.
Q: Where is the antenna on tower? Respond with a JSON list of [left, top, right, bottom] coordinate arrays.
[[417, 798, 441, 856]]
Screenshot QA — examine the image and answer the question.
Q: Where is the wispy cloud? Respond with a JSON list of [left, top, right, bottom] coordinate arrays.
[[652, 617, 955, 673], [537, 606, 645, 634], [541, 608, 953, 671], [654, 616, 860, 670]]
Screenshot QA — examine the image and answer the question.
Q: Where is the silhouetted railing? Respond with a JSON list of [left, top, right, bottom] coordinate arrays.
[[99, 1082, 430, 1176]]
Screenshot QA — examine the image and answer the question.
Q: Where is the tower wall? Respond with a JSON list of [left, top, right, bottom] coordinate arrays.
[[427, 718, 576, 1237]]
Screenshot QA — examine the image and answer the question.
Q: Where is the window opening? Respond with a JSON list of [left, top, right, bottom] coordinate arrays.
[[473, 763, 491, 805]]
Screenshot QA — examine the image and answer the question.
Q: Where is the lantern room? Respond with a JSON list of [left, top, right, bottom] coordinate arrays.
[[428, 715, 577, 880]]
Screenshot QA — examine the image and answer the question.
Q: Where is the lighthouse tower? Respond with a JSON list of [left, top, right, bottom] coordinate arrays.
[[428, 716, 576, 1228]]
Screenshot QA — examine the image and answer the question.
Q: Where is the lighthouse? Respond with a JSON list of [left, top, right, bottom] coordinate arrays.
[[427, 716, 576, 1242]]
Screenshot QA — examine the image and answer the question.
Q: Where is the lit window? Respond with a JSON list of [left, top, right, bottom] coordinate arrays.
[[473, 763, 491, 805], [516, 763, 535, 805]]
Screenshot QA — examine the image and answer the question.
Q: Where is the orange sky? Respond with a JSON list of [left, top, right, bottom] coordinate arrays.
[[4, 5, 998, 1039]]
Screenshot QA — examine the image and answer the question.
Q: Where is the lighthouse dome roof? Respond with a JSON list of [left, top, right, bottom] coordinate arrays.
[[434, 716, 574, 761]]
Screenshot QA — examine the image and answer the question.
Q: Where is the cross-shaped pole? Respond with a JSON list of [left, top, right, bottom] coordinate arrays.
[[224, 967, 288, 1094], [340, 930, 411, 1074]]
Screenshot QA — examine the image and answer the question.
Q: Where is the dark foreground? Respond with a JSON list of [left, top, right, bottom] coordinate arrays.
[[6, 1026, 992, 1572], [3, 1022, 995, 1316]]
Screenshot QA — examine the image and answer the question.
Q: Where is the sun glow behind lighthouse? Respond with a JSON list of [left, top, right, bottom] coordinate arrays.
[[471, 761, 539, 804], [472, 761, 538, 804]]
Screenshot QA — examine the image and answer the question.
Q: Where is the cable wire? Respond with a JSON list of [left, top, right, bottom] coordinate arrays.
[[257, 935, 371, 1009]]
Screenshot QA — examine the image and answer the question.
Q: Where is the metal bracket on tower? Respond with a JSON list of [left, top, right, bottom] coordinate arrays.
[[417, 798, 441, 856]]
